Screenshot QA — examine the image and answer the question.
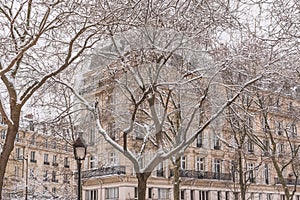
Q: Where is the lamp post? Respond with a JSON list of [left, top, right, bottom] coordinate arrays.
[[73, 134, 87, 200]]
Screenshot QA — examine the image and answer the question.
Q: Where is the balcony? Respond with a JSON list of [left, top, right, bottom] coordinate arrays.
[[64, 165, 70, 168], [175, 170, 232, 181], [52, 163, 58, 167], [44, 161, 50, 165], [75, 166, 126, 179], [274, 177, 300, 185]]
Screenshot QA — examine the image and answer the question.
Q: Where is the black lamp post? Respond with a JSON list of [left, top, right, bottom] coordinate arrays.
[[73, 134, 87, 200]]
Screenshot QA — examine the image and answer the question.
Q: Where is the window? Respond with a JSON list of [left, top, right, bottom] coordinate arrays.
[[264, 164, 269, 184], [90, 156, 96, 169], [43, 170, 48, 181], [199, 191, 209, 200], [89, 128, 96, 144], [191, 190, 194, 200], [180, 190, 185, 200], [267, 194, 272, 200], [109, 152, 116, 165], [64, 157, 69, 168], [30, 151, 36, 163], [276, 121, 283, 135], [247, 139, 254, 153], [213, 134, 221, 150], [290, 123, 297, 137], [280, 194, 285, 200], [148, 188, 152, 199], [247, 163, 255, 183], [196, 133, 203, 147], [15, 148, 21, 159], [64, 143, 68, 151], [86, 190, 98, 200], [217, 191, 221, 200], [181, 156, 186, 170], [157, 162, 164, 177], [105, 187, 119, 199], [52, 141, 57, 149], [158, 188, 169, 199], [15, 133, 20, 142], [134, 187, 138, 199], [63, 174, 69, 184], [30, 134, 35, 145], [14, 166, 19, 177], [1, 129, 6, 140], [225, 191, 229, 200], [45, 138, 48, 148], [231, 161, 237, 182], [195, 157, 205, 171], [263, 140, 270, 156], [214, 159, 221, 179], [52, 171, 58, 182], [44, 154, 49, 165], [53, 155, 58, 166]]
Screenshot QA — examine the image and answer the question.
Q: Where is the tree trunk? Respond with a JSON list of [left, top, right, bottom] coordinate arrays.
[[136, 172, 151, 200], [173, 157, 181, 200], [238, 150, 246, 200], [0, 109, 20, 200]]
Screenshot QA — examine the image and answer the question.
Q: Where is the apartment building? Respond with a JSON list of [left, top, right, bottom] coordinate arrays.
[[0, 115, 76, 200], [76, 37, 300, 200]]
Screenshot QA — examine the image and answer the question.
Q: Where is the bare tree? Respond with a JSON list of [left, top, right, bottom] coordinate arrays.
[[72, 26, 262, 200], [0, 0, 118, 198]]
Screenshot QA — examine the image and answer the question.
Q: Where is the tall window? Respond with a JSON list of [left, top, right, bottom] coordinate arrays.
[[290, 123, 297, 137], [181, 156, 186, 170], [105, 188, 118, 199], [30, 151, 36, 163], [15, 133, 20, 142], [196, 133, 203, 148], [89, 128, 96, 145], [263, 140, 270, 156], [109, 152, 116, 165], [1, 129, 6, 140], [276, 121, 283, 135], [213, 134, 221, 150], [157, 162, 164, 177], [86, 189, 98, 200], [43, 170, 48, 181], [214, 159, 221, 178], [180, 190, 185, 200], [53, 155, 58, 166], [63, 174, 69, 184], [158, 188, 169, 199], [30, 134, 35, 145], [14, 166, 19, 177], [90, 156, 96, 169], [247, 139, 254, 153], [15, 148, 21, 159], [199, 191, 209, 200], [264, 164, 269, 184], [52, 171, 58, 182], [195, 157, 205, 172], [64, 157, 69, 168], [44, 154, 49, 165], [247, 163, 255, 183]]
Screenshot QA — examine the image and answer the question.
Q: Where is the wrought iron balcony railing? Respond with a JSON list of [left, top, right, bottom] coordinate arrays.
[[75, 166, 126, 179], [274, 177, 300, 185], [171, 170, 232, 181]]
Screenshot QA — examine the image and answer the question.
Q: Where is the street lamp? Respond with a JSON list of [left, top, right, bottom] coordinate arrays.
[[73, 134, 87, 200]]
